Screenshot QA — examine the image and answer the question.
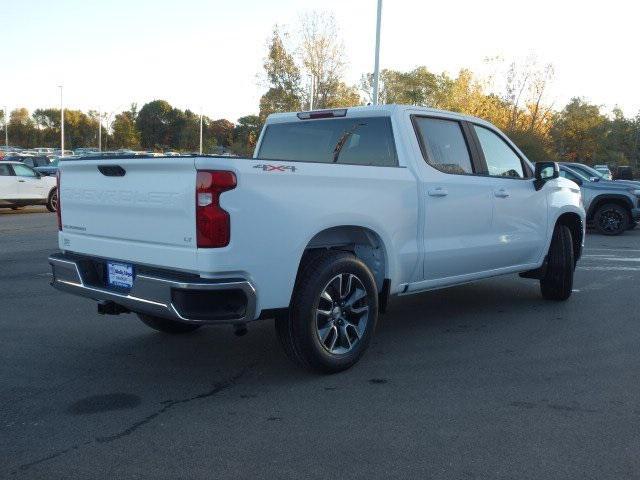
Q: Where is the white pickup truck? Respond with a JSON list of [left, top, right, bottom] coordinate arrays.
[[49, 105, 585, 373]]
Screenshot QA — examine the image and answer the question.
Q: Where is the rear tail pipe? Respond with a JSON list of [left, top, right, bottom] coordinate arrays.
[[97, 301, 130, 316]]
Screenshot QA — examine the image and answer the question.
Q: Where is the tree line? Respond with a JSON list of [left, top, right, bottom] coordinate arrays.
[[0, 102, 261, 156], [2, 12, 638, 167]]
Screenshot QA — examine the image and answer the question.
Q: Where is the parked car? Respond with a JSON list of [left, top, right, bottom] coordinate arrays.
[[31, 147, 56, 155], [49, 105, 585, 373], [593, 164, 613, 180], [21, 156, 51, 168], [0, 161, 58, 211], [615, 166, 634, 180], [559, 165, 640, 234], [35, 158, 59, 176], [560, 162, 640, 188]]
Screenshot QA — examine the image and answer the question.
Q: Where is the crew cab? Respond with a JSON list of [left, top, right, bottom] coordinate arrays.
[[49, 105, 585, 373], [0, 161, 58, 211]]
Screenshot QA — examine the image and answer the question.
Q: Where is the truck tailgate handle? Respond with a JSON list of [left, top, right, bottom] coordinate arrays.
[[428, 187, 448, 197], [98, 165, 126, 177]]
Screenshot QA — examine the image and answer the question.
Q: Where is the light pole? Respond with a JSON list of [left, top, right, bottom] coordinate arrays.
[[372, 0, 383, 105], [58, 85, 65, 157], [199, 110, 203, 155], [98, 109, 102, 152], [3, 105, 7, 148], [308, 74, 315, 110]]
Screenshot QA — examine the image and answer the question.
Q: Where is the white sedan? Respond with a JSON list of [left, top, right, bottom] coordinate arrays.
[[0, 161, 58, 212]]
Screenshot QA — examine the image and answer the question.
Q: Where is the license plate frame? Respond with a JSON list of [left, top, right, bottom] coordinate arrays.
[[106, 261, 135, 290]]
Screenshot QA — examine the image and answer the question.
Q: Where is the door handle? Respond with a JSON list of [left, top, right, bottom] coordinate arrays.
[[17, 179, 26, 183], [494, 188, 510, 198], [428, 187, 448, 197]]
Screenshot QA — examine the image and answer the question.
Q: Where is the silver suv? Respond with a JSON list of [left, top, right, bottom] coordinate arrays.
[[560, 165, 640, 235]]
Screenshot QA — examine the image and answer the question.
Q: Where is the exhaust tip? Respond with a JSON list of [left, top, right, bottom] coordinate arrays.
[[97, 301, 129, 316]]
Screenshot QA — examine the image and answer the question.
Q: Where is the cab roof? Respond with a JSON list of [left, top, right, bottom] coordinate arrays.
[[266, 104, 494, 128]]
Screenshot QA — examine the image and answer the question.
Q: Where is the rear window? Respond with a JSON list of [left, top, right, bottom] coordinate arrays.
[[257, 117, 398, 167]]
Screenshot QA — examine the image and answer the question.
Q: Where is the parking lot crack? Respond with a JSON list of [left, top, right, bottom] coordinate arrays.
[[14, 367, 250, 474]]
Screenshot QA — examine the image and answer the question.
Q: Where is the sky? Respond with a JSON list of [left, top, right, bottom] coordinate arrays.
[[3, 0, 639, 122]]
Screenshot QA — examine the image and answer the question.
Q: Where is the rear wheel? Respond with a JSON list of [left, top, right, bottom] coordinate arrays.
[[276, 250, 378, 373], [46, 189, 58, 213], [540, 224, 574, 301], [137, 314, 201, 334], [594, 203, 629, 235]]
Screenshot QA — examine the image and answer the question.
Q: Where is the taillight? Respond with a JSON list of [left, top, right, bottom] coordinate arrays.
[[56, 169, 62, 231], [196, 170, 236, 248]]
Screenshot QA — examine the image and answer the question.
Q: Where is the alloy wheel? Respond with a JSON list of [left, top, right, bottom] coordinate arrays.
[[315, 273, 369, 355]]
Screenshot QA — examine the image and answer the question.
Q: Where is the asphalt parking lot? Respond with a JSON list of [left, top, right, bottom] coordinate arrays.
[[2, 208, 640, 479]]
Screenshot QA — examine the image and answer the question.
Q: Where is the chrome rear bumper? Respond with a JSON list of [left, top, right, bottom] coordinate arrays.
[[48, 253, 257, 325]]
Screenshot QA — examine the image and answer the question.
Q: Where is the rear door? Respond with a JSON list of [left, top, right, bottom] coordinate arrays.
[[13, 163, 49, 199], [0, 164, 18, 199], [412, 115, 498, 281], [470, 124, 547, 268]]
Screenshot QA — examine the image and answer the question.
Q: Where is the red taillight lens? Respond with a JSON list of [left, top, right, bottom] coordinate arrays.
[[196, 170, 236, 248], [56, 169, 62, 231]]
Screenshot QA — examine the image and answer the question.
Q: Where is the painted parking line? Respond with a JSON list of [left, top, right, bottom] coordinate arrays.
[[585, 248, 640, 253], [578, 266, 640, 272]]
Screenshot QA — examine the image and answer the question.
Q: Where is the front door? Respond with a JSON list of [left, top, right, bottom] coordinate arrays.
[[472, 124, 547, 268]]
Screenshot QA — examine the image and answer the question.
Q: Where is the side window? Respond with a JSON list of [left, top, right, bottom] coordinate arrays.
[[13, 164, 37, 177], [0, 164, 12, 176], [474, 125, 525, 178], [413, 117, 474, 174], [560, 169, 581, 184]]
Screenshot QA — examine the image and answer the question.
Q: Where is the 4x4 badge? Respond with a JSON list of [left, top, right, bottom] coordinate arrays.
[[253, 164, 297, 173]]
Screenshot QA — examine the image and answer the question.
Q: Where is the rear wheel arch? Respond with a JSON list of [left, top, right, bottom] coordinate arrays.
[[295, 226, 390, 309]]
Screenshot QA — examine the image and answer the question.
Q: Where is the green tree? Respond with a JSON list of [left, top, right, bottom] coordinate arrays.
[[111, 111, 141, 149], [136, 100, 175, 150], [552, 98, 607, 164], [232, 115, 262, 155], [8, 108, 36, 147], [259, 27, 303, 121]]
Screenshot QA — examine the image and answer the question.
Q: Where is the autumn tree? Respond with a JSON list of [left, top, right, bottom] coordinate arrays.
[[551, 98, 607, 164], [299, 12, 360, 109], [259, 27, 303, 121], [111, 110, 141, 150]]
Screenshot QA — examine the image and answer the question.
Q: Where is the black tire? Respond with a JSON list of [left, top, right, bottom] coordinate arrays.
[[46, 188, 58, 213], [540, 224, 574, 301], [628, 222, 637, 230], [137, 314, 201, 334], [594, 203, 629, 235], [276, 250, 378, 373]]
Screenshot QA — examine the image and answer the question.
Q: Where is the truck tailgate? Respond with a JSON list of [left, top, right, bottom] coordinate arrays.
[[59, 158, 198, 270]]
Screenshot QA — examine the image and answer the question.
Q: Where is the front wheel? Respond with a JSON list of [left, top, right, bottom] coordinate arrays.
[[540, 224, 574, 301], [46, 189, 58, 213], [276, 251, 378, 373], [137, 314, 201, 334], [594, 203, 629, 235]]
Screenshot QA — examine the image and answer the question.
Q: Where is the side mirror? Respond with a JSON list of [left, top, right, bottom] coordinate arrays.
[[534, 162, 559, 191]]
